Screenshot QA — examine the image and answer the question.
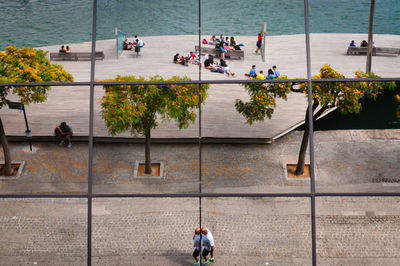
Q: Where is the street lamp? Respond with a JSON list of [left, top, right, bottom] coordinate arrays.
[[8, 102, 32, 151]]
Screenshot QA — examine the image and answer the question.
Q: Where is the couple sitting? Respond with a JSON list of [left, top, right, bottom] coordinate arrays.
[[59, 45, 71, 54], [204, 55, 235, 76]]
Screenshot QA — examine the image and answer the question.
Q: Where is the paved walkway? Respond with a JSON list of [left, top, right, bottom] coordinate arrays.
[[1, 197, 400, 265], [0, 130, 399, 194]]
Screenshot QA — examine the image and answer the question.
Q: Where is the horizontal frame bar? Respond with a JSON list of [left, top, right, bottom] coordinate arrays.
[[0, 77, 399, 87]]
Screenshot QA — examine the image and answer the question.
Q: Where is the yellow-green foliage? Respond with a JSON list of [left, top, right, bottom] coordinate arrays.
[[0, 46, 73, 108], [101, 75, 209, 136], [235, 75, 292, 124], [396, 94, 400, 119], [299, 64, 396, 114]]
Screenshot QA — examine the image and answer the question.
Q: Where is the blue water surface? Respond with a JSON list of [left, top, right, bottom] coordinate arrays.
[[0, 0, 399, 49]]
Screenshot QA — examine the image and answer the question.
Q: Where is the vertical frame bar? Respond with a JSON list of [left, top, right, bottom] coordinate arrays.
[[303, 0, 317, 265], [198, 0, 203, 264], [88, 0, 98, 265]]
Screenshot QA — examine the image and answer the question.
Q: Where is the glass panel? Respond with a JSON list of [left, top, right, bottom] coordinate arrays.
[[201, 0, 307, 80], [309, 0, 400, 78], [316, 197, 400, 264], [202, 197, 312, 265], [0, 198, 87, 264], [201, 82, 310, 193], [92, 198, 199, 264], [92, 85, 200, 194], [0, 86, 89, 194], [0, 1, 92, 82], [96, 0, 200, 81]]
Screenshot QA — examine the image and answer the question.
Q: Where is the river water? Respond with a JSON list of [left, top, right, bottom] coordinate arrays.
[[0, 0, 399, 49]]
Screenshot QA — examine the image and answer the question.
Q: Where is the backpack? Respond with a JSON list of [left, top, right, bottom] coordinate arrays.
[[218, 68, 224, 73], [202, 38, 208, 44]]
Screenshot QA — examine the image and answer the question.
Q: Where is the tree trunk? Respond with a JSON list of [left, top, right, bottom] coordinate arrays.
[[295, 104, 328, 176], [366, 0, 375, 73], [0, 117, 12, 176], [144, 130, 152, 175], [295, 108, 310, 176]]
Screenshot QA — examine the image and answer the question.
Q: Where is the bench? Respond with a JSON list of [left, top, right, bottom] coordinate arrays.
[[347, 47, 400, 56], [195, 45, 244, 59], [50, 51, 105, 61]]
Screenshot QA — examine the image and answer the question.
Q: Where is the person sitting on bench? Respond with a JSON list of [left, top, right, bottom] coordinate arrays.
[[66, 46, 71, 53], [59, 45, 66, 53], [55, 122, 73, 148]]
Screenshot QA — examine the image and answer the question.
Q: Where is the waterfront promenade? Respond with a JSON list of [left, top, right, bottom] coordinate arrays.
[[2, 34, 400, 140]]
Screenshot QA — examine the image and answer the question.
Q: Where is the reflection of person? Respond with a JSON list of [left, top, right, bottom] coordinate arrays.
[[255, 32, 263, 55], [55, 122, 73, 148], [59, 45, 66, 53], [349, 40, 356, 47], [201, 227, 215, 264], [272, 65, 280, 78], [360, 40, 368, 47], [192, 228, 202, 265], [249, 65, 257, 78]]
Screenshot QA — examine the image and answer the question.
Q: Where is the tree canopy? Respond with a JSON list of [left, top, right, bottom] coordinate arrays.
[[0, 46, 74, 108], [101, 75, 208, 136]]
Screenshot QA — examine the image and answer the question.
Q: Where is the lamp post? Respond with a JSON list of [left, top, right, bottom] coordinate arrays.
[[8, 102, 32, 151]]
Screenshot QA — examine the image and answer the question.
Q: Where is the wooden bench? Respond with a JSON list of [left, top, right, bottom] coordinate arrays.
[[195, 45, 244, 59], [50, 51, 105, 61], [347, 47, 400, 56]]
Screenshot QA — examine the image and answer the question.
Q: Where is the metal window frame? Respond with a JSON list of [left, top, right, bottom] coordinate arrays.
[[0, 1, 399, 265]]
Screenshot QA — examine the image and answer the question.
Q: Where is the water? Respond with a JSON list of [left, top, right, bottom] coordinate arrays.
[[0, 0, 399, 49]]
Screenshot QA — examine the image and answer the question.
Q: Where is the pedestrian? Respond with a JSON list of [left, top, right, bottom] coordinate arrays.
[[255, 32, 263, 55], [201, 227, 215, 264], [192, 227, 202, 265], [55, 121, 73, 148]]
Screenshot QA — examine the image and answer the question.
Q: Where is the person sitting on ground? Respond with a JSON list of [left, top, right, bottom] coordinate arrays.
[[249, 65, 257, 78], [204, 55, 216, 69], [209, 35, 216, 45], [267, 69, 275, 79], [59, 45, 66, 53], [349, 40, 356, 47], [173, 53, 180, 63], [188, 51, 198, 63], [220, 59, 235, 76], [360, 40, 368, 47], [256, 70, 265, 80], [55, 122, 73, 148], [65, 46, 71, 53], [272, 65, 280, 78]]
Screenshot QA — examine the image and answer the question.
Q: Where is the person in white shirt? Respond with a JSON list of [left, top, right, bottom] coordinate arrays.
[[192, 227, 202, 265], [201, 227, 215, 263]]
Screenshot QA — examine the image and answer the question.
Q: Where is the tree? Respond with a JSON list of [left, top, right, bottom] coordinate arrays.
[[101, 75, 209, 174], [294, 65, 396, 175], [236, 65, 396, 176], [0, 46, 74, 176], [235, 75, 292, 125]]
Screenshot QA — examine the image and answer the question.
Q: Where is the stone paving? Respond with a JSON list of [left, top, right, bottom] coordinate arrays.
[[0, 129, 399, 194], [0, 197, 400, 265]]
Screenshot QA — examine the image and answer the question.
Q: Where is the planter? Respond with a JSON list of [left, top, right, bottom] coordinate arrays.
[[133, 161, 165, 179], [286, 164, 311, 179], [0, 161, 25, 179]]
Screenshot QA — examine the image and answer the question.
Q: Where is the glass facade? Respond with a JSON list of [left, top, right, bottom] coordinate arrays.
[[0, 0, 399, 265]]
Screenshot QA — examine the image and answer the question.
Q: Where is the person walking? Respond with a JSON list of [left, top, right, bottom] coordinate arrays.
[[255, 32, 263, 55], [201, 227, 215, 264], [192, 228, 202, 265]]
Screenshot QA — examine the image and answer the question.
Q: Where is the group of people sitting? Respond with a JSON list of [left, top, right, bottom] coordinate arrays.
[[123, 35, 144, 51], [203, 35, 242, 60], [204, 54, 235, 76], [349, 40, 376, 48], [59, 45, 71, 54], [247, 65, 280, 80], [173, 52, 199, 66]]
